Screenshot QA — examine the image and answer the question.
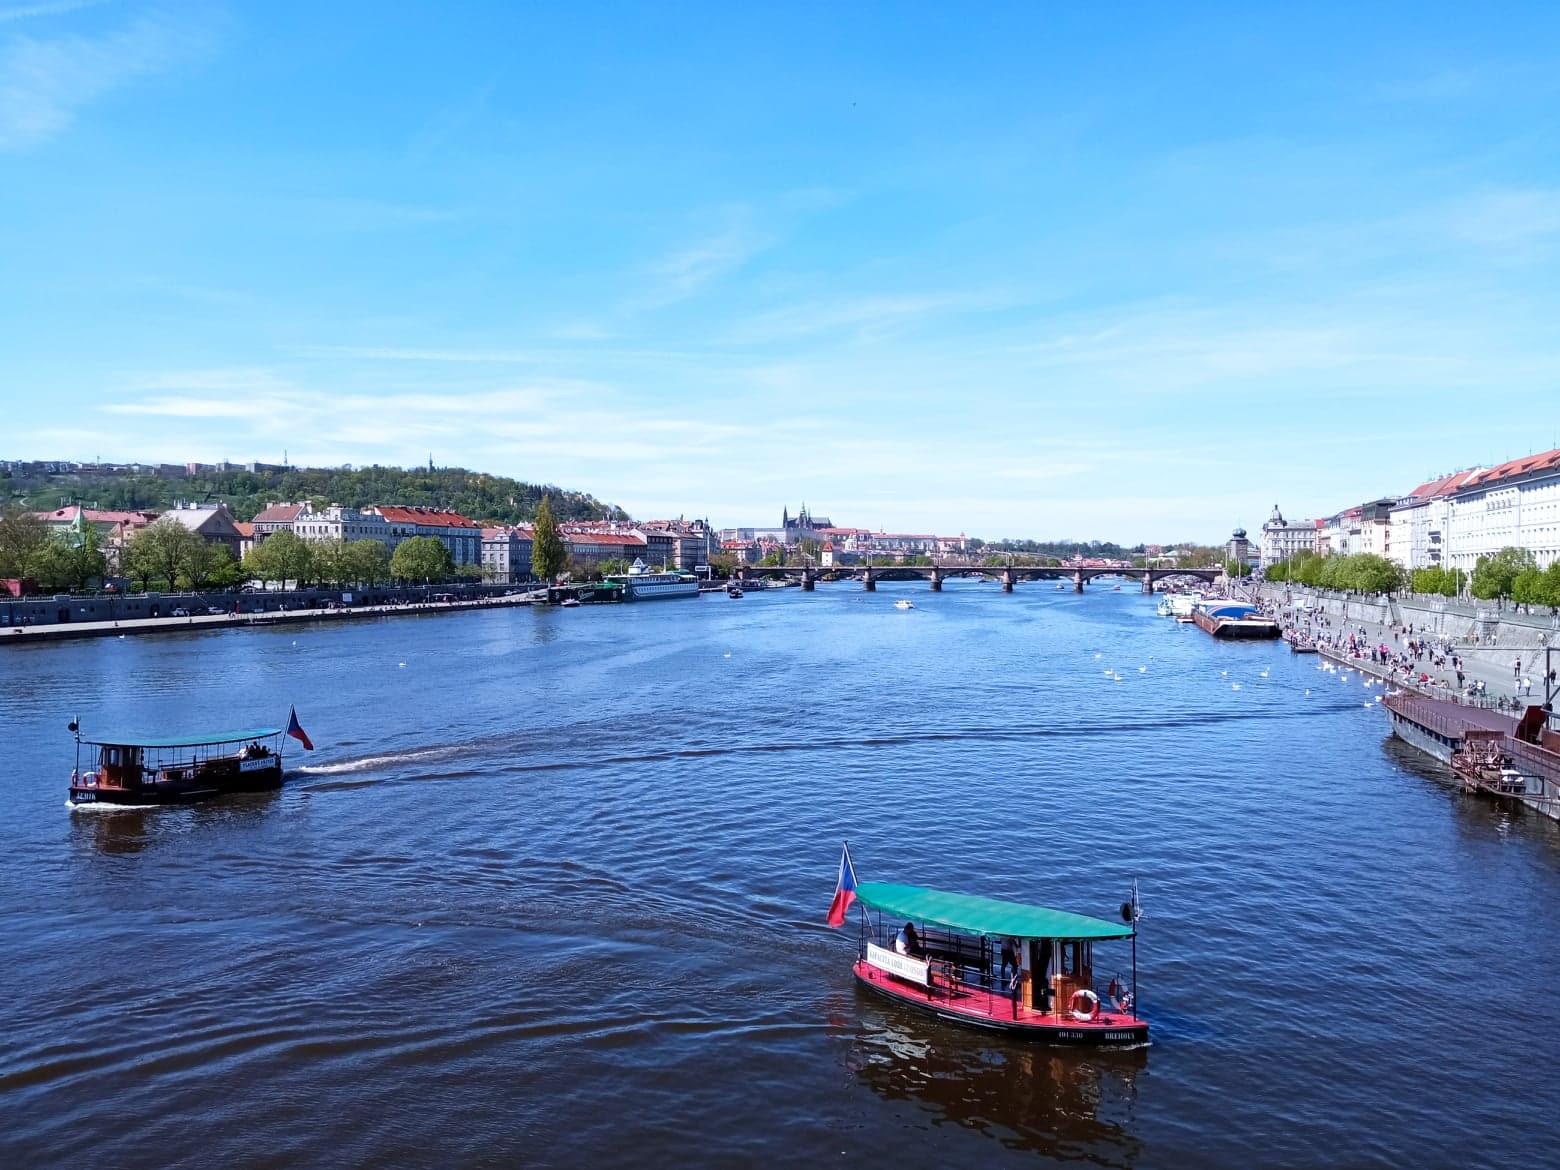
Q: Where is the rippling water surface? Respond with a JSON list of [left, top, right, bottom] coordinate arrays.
[[3, 583, 1559, 1168]]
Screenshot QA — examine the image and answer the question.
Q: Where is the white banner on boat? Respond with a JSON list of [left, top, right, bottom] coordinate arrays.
[[866, 942, 929, 986]]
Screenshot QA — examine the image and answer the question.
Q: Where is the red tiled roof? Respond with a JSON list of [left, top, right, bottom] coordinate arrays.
[[251, 502, 304, 524], [565, 531, 646, 547], [1404, 468, 1484, 500], [1463, 446, 1560, 490], [33, 506, 158, 525], [374, 505, 478, 528], [234, 522, 255, 537]]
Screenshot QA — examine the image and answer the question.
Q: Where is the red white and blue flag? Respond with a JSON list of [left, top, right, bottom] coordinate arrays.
[[826, 842, 857, 928], [286, 705, 314, 751]]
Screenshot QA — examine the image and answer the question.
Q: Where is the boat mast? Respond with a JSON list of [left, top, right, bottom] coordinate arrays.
[[1130, 879, 1139, 1017]]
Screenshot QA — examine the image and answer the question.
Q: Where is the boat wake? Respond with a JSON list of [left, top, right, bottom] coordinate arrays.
[[294, 706, 1360, 790], [296, 746, 461, 775], [65, 799, 151, 812]]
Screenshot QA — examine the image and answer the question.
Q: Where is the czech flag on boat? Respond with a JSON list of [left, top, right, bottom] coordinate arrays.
[[827, 842, 857, 928], [286, 705, 314, 751]]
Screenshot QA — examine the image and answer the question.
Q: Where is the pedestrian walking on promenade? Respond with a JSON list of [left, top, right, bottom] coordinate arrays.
[[1514, 657, 1522, 684]]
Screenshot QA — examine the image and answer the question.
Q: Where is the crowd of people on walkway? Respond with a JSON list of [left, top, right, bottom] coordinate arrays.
[[1272, 605, 1556, 711]]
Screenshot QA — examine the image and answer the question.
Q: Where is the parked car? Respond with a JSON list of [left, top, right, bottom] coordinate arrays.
[[171, 608, 190, 617], [207, 606, 226, 615]]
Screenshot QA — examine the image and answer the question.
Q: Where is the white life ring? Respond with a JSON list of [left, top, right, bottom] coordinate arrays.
[[1069, 988, 1101, 1021]]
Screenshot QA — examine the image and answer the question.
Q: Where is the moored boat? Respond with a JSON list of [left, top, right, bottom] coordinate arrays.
[[829, 849, 1147, 1046], [1191, 601, 1279, 639], [605, 558, 700, 600]]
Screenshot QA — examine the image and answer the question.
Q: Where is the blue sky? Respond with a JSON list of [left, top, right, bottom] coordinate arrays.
[[3, 2, 1559, 542]]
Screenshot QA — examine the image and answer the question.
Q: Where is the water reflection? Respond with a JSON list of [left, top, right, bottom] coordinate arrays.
[[69, 790, 281, 856], [847, 995, 1146, 1164]]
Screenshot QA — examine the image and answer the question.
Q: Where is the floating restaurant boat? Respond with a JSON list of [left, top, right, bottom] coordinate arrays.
[[1191, 601, 1280, 640], [68, 723, 295, 806], [1385, 694, 1560, 819], [604, 558, 700, 600], [831, 853, 1147, 1046]]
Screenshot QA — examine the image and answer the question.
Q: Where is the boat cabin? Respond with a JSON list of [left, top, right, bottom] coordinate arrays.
[[849, 881, 1147, 1046], [70, 727, 286, 806]]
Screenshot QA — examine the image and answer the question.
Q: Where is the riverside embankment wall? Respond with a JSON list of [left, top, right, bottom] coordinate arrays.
[[1259, 584, 1560, 651], [0, 582, 521, 629]]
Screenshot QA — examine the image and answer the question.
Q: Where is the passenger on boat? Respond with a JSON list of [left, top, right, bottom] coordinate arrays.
[[1000, 938, 1019, 982], [895, 922, 922, 958], [243, 742, 270, 759]]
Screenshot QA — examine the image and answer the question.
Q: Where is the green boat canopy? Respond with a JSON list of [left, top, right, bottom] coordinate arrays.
[[82, 728, 283, 748], [855, 881, 1133, 941]]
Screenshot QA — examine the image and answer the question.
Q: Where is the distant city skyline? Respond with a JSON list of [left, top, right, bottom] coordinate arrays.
[[4, 3, 1560, 542]]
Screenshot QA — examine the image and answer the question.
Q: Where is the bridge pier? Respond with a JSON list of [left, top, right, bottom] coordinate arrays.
[[930, 567, 942, 592], [1142, 574, 1154, 594], [801, 569, 815, 592], [1002, 568, 1015, 593], [1073, 571, 1085, 593], [862, 566, 876, 592]]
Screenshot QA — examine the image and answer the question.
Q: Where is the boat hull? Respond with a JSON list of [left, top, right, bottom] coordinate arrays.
[[1192, 609, 1280, 639], [853, 960, 1148, 1046], [69, 758, 284, 806]]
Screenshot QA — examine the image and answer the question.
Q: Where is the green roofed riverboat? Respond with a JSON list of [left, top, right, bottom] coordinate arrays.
[[845, 876, 1148, 1046], [68, 722, 293, 806]]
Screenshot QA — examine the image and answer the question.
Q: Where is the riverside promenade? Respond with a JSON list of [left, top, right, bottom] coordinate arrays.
[[1260, 584, 1556, 708], [0, 591, 544, 646]]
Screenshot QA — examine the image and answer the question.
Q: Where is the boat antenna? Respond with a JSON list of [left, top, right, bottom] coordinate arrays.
[[1131, 879, 1139, 1018]]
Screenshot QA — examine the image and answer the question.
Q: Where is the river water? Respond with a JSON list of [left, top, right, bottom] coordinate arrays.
[[3, 582, 1558, 1168]]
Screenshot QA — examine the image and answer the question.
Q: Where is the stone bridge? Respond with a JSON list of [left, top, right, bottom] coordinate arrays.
[[744, 563, 1222, 593]]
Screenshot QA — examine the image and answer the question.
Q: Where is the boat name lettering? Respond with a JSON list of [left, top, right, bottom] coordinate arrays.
[[239, 758, 274, 772], [866, 942, 929, 986]]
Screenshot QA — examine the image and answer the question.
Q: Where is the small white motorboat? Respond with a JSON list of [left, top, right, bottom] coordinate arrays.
[[894, 599, 914, 610]]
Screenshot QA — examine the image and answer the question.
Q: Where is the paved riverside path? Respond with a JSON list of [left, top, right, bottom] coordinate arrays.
[[1276, 603, 1553, 708], [0, 592, 546, 646]]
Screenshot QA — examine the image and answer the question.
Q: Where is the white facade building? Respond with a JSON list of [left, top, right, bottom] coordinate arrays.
[[1259, 505, 1317, 568], [293, 504, 392, 547], [1445, 449, 1560, 572], [1387, 470, 1483, 571]]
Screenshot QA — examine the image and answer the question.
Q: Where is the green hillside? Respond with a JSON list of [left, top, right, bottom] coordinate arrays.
[[0, 463, 626, 525]]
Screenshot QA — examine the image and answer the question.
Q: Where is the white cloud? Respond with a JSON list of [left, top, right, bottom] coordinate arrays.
[[1440, 187, 1560, 249], [727, 291, 1006, 344], [0, 8, 214, 150], [0, 1, 109, 23], [635, 213, 771, 309]]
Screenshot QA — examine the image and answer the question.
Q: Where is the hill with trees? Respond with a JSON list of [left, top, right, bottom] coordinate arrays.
[[0, 462, 624, 525]]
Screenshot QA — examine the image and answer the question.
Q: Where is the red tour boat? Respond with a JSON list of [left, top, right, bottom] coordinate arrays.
[[829, 848, 1148, 1046], [67, 708, 313, 806]]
